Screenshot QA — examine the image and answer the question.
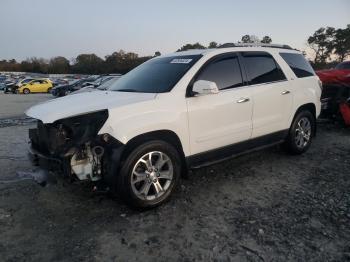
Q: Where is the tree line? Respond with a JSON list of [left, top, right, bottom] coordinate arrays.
[[0, 51, 154, 75], [0, 26, 348, 74], [307, 24, 350, 69], [0, 34, 272, 75]]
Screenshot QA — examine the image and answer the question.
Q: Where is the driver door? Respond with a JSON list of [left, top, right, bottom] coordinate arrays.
[[186, 53, 253, 156]]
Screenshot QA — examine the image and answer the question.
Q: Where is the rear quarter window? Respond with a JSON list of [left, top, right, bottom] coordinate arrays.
[[280, 53, 315, 78]]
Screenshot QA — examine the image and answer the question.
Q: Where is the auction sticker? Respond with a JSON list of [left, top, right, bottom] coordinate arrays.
[[170, 59, 193, 64]]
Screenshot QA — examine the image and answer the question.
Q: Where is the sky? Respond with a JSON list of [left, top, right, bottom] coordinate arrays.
[[0, 0, 349, 61]]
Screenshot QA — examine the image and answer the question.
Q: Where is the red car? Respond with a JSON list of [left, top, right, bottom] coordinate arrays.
[[316, 61, 350, 86]]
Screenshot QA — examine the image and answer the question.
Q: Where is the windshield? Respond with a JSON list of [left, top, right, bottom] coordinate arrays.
[[335, 62, 350, 70], [109, 55, 202, 93], [70, 80, 82, 86], [97, 77, 120, 90]]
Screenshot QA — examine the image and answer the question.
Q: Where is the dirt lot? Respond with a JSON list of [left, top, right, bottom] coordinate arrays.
[[0, 94, 349, 262]]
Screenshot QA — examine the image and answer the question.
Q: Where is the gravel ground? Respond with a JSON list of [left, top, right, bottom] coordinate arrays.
[[0, 95, 349, 261]]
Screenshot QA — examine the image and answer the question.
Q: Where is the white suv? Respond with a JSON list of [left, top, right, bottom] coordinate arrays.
[[26, 44, 322, 208]]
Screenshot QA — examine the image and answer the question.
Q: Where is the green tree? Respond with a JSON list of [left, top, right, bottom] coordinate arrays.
[[48, 56, 70, 74], [72, 54, 104, 74], [104, 50, 151, 74], [261, 36, 272, 44], [307, 27, 335, 65], [208, 41, 218, 48], [241, 35, 251, 43], [333, 24, 350, 62], [177, 42, 206, 52], [241, 35, 260, 43]]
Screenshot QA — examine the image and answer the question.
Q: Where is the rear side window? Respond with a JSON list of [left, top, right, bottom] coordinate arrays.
[[280, 53, 315, 78], [242, 52, 286, 85], [195, 55, 244, 90]]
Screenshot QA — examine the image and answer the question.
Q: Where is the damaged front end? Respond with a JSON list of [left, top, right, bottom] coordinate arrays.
[[28, 110, 123, 189]]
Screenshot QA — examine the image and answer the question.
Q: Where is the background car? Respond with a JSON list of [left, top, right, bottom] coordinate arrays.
[[3, 80, 17, 93], [72, 75, 121, 94], [16, 78, 35, 87], [317, 61, 350, 122], [316, 61, 350, 86], [51, 78, 69, 87], [51, 78, 93, 97], [18, 79, 53, 94], [82, 75, 121, 88]]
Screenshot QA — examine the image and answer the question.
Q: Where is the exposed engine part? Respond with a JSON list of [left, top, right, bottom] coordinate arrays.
[[70, 144, 105, 181]]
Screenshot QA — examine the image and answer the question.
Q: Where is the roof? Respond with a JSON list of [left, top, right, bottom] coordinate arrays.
[[165, 43, 300, 57]]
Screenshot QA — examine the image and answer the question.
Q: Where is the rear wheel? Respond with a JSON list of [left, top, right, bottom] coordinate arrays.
[[23, 88, 30, 94], [47, 87, 52, 93], [117, 140, 181, 209], [284, 110, 315, 154]]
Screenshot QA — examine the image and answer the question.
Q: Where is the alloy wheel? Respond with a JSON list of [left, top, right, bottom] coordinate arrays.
[[295, 117, 311, 148], [131, 151, 174, 201]]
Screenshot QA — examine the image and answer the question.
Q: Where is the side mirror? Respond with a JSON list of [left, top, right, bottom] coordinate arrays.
[[192, 80, 219, 96]]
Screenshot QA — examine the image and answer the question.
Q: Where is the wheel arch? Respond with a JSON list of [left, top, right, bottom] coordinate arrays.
[[290, 103, 317, 136], [295, 103, 316, 118], [120, 129, 188, 177]]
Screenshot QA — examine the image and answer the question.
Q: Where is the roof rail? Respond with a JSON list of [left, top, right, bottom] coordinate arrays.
[[218, 43, 293, 50]]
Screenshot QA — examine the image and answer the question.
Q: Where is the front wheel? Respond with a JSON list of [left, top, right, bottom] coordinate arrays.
[[22, 88, 30, 94], [284, 110, 315, 154], [117, 140, 181, 209]]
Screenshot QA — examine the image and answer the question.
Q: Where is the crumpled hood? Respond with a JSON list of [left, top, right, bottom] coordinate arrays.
[[26, 91, 157, 123]]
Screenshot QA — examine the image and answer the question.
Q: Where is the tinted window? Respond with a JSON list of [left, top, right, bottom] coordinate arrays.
[[280, 53, 315, 78], [195, 56, 243, 90], [335, 62, 350, 70], [243, 52, 286, 85], [109, 55, 201, 93]]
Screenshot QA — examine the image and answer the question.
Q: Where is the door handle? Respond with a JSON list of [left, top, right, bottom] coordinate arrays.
[[281, 90, 291, 95], [236, 97, 250, 103]]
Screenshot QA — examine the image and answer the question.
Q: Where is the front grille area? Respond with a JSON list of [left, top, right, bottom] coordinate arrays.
[[29, 120, 70, 155]]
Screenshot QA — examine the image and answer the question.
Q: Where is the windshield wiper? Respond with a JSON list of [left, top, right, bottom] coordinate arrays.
[[114, 88, 138, 92]]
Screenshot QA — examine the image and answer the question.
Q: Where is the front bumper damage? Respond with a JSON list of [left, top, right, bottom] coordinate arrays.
[[28, 110, 124, 191]]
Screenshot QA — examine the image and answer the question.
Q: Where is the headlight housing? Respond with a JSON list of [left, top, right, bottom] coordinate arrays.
[[54, 110, 109, 143], [31, 110, 109, 154]]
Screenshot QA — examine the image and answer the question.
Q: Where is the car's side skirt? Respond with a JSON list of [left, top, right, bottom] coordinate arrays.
[[186, 129, 289, 169]]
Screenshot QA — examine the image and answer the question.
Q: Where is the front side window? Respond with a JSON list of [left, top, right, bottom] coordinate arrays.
[[242, 52, 286, 85], [109, 55, 202, 93], [194, 55, 244, 90], [280, 53, 315, 78]]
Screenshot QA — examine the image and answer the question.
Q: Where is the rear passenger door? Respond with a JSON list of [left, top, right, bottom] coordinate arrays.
[[241, 51, 293, 138]]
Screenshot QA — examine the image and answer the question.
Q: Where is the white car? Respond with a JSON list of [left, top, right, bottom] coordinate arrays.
[[26, 44, 322, 208]]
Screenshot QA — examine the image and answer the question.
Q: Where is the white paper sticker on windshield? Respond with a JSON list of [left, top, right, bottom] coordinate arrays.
[[170, 59, 192, 64]]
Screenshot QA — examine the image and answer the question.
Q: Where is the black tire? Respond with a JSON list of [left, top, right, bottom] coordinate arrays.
[[47, 87, 52, 93], [284, 110, 315, 154], [117, 140, 182, 209], [23, 88, 30, 94]]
